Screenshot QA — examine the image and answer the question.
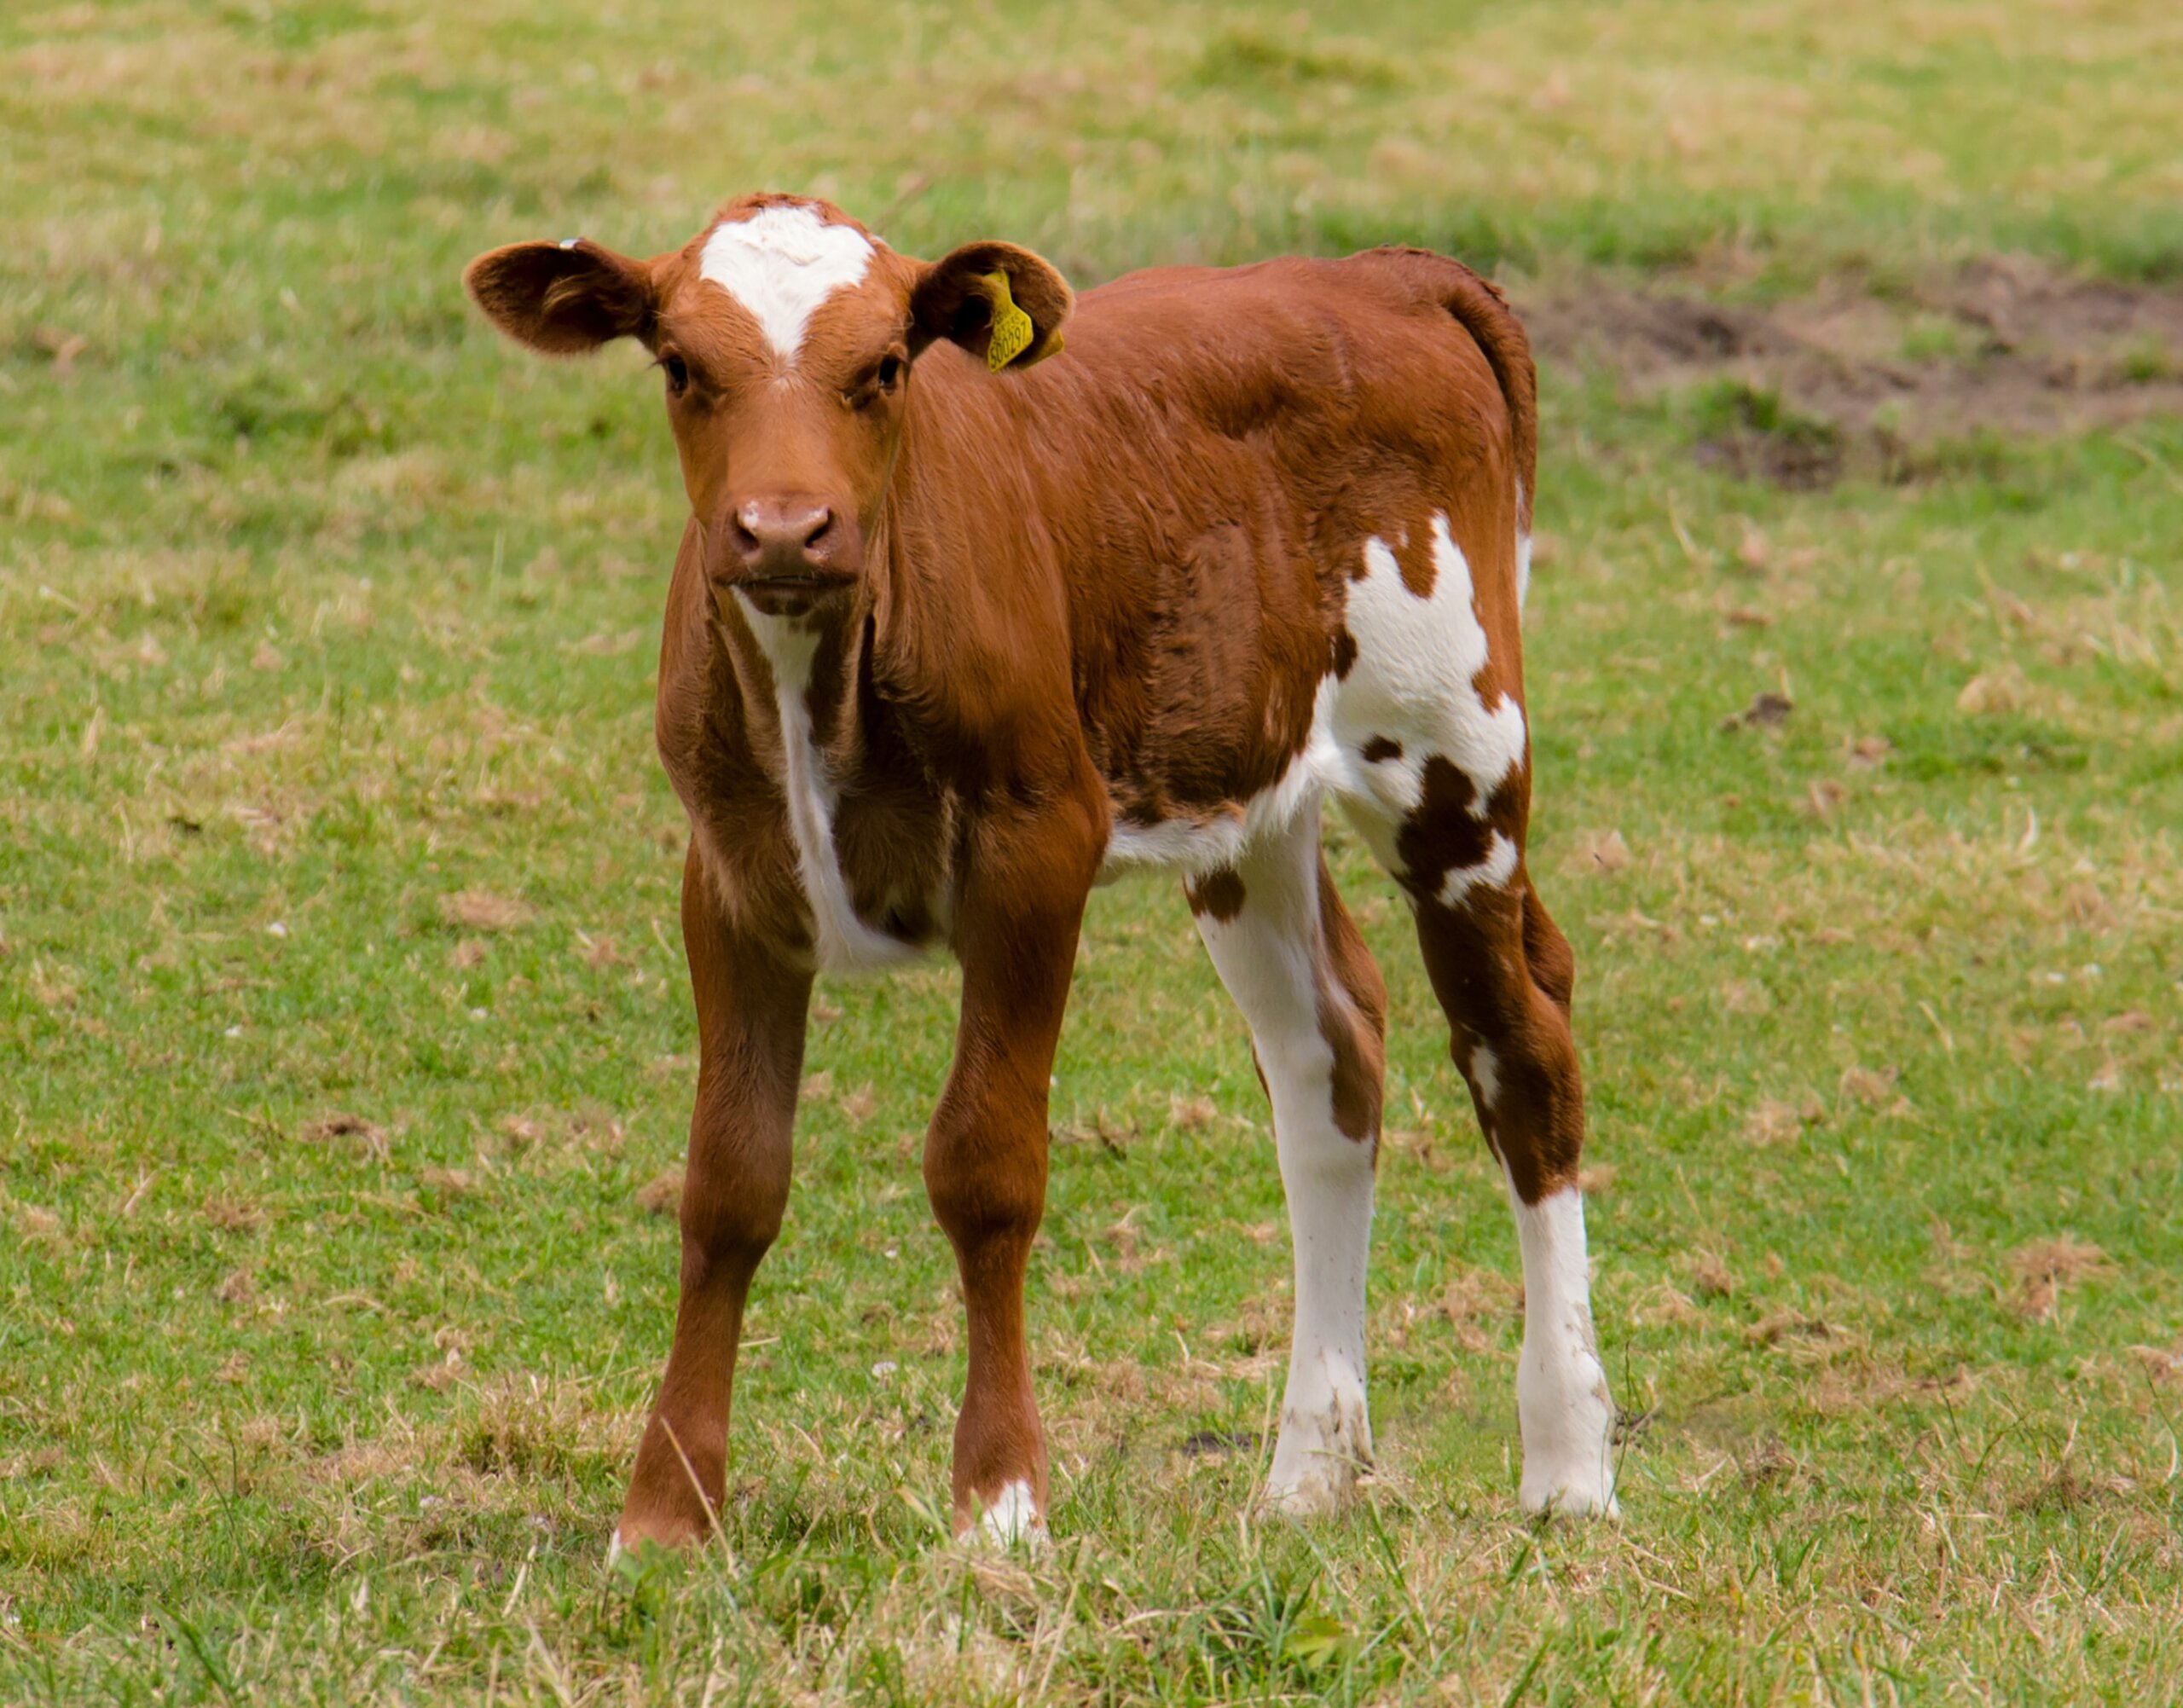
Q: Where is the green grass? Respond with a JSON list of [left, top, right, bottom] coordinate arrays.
[[4, 0, 2183, 1702]]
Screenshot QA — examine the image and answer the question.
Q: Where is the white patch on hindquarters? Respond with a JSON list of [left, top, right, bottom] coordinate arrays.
[[1507, 1178, 1618, 1517], [1097, 510, 1525, 915], [698, 202, 874, 363], [1326, 514, 1527, 904], [1333, 516, 1526, 821], [1190, 813, 1376, 1518], [736, 597, 920, 974], [977, 1479, 1043, 1547]]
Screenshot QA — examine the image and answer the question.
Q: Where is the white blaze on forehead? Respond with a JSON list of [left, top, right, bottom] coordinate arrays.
[[698, 203, 875, 362]]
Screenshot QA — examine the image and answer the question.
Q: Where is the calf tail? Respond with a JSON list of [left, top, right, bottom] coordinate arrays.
[[1433, 260, 1537, 541]]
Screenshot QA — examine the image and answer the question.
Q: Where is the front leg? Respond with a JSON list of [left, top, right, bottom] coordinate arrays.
[[924, 801, 1100, 1542], [617, 842, 810, 1551]]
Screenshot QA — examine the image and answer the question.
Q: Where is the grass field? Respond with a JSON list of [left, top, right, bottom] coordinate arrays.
[[4, 1, 2182, 1701]]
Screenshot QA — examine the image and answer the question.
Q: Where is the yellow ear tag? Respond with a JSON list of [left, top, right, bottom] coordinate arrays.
[[976, 269, 1036, 372]]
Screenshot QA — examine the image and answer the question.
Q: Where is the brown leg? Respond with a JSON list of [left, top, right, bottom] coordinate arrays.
[[924, 802, 1099, 1541], [617, 841, 809, 1551], [1413, 874, 1616, 1515], [1413, 878, 1583, 1204]]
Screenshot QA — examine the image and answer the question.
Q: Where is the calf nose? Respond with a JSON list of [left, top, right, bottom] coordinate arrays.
[[729, 497, 835, 577]]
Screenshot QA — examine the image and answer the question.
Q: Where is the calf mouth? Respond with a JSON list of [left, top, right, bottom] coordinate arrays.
[[725, 567, 858, 617]]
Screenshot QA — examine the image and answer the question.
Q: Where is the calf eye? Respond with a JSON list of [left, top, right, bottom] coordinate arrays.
[[661, 352, 690, 397], [850, 353, 905, 410]]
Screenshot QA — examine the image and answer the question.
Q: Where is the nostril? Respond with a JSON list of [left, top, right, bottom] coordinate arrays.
[[729, 508, 763, 559], [800, 507, 834, 548]]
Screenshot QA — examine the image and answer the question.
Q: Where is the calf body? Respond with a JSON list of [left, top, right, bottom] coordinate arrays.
[[466, 196, 1616, 1548]]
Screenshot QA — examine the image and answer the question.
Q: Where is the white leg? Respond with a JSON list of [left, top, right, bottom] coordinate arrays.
[[1507, 1177, 1618, 1516], [1190, 812, 1379, 1516], [1266, 1109, 1375, 1514]]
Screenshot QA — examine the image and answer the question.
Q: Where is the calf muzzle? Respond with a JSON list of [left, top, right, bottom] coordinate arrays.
[[712, 494, 862, 613]]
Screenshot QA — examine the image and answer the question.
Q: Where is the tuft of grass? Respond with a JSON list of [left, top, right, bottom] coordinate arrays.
[[1685, 379, 1845, 489], [1190, 26, 1406, 95]]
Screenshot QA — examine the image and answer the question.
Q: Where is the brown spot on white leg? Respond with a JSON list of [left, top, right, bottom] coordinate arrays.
[[1314, 854, 1387, 1147], [1184, 867, 1247, 922], [1416, 879, 1583, 1202], [1393, 756, 1525, 916], [1393, 527, 1438, 599]]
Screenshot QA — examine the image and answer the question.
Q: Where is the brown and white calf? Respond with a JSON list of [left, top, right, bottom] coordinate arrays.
[[465, 194, 1616, 1549]]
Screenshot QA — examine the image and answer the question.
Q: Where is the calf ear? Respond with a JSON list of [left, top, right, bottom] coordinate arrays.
[[463, 239, 657, 356], [907, 241, 1072, 372]]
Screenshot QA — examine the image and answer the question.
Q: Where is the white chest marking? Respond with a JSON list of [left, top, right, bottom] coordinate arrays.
[[735, 598, 918, 974], [698, 204, 874, 363]]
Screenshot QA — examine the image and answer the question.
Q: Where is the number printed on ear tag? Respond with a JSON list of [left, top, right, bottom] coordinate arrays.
[[978, 269, 1035, 372]]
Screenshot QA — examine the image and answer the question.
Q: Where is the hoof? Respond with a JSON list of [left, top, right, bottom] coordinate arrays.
[[1516, 1414, 1619, 1520], [1518, 1470, 1619, 1520], [1516, 1340, 1618, 1520], [611, 1509, 711, 1555], [1262, 1389, 1372, 1518], [970, 1479, 1045, 1549], [1261, 1461, 1363, 1519]]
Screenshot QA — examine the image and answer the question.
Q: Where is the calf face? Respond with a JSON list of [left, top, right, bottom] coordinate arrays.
[[465, 196, 1070, 617]]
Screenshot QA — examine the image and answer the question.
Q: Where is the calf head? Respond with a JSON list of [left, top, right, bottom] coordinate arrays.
[[465, 194, 1071, 614]]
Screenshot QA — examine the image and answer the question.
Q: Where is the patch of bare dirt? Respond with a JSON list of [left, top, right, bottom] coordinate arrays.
[[1520, 256, 2183, 485]]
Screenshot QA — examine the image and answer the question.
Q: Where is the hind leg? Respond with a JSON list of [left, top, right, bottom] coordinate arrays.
[[1331, 502, 1616, 1515], [1185, 809, 1387, 1515], [1414, 876, 1616, 1515]]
